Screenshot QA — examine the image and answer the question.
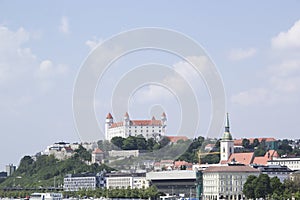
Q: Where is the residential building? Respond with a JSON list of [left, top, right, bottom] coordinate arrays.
[[202, 165, 260, 200], [92, 148, 104, 164], [6, 164, 16, 176], [106, 172, 148, 189], [254, 165, 292, 182], [147, 170, 197, 198], [63, 172, 106, 191], [105, 112, 167, 141], [267, 157, 300, 171]]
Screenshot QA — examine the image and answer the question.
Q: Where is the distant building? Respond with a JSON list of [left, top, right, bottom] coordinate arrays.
[[147, 170, 197, 198], [254, 165, 292, 182], [108, 150, 139, 158], [6, 164, 16, 176], [63, 172, 106, 191], [92, 148, 104, 164], [166, 136, 188, 143], [105, 112, 167, 141], [267, 157, 300, 171], [290, 170, 300, 182], [202, 165, 260, 200], [0, 171, 7, 179], [219, 113, 280, 166], [106, 172, 148, 189]]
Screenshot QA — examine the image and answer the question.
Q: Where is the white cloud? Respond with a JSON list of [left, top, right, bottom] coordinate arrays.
[[85, 37, 103, 50], [228, 48, 257, 61], [271, 19, 300, 49], [231, 88, 271, 106], [59, 16, 70, 35]]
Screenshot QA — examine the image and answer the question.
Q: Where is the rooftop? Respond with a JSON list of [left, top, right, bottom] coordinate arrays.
[[204, 165, 259, 173]]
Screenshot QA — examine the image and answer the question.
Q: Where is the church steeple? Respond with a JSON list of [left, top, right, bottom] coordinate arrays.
[[225, 112, 230, 133]]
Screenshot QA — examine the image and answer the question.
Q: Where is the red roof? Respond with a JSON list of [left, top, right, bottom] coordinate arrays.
[[234, 138, 277, 146], [106, 113, 113, 119], [93, 148, 103, 154], [252, 150, 280, 165], [167, 136, 188, 143], [227, 152, 255, 165], [174, 161, 192, 167], [110, 122, 124, 128]]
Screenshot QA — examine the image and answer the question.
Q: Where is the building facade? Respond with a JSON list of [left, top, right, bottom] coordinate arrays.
[[146, 170, 197, 198], [63, 172, 106, 191], [106, 173, 148, 189], [91, 148, 104, 164], [267, 157, 300, 171], [202, 165, 260, 200], [105, 112, 167, 141], [6, 164, 16, 176]]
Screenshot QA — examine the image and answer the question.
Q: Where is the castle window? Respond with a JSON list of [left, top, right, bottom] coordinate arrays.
[[223, 147, 225, 153]]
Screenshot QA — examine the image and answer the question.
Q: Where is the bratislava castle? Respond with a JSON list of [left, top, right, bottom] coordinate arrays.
[[105, 112, 167, 141]]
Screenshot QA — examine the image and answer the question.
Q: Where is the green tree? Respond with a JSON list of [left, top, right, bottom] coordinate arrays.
[[243, 175, 257, 199], [242, 138, 250, 149], [111, 137, 124, 149], [253, 138, 260, 147], [270, 176, 283, 196], [254, 174, 271, 199]]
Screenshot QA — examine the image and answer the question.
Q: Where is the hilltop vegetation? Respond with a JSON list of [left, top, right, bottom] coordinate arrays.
[[0, 145, 112, 189]]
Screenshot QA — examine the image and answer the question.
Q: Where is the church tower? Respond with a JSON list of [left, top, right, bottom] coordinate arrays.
[[220, 113, 234, 162]]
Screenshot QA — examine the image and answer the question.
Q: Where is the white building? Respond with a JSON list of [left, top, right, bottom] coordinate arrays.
[[106, 173, 149, 189], [267, 157, 300, 171], [108, 150, 139, 158], [220, 113, 234, 162], [6, 164, 16, 176], [105, 112, 167, 141], [63, 173, 105, 191], [91, 148, 104, 164], [202, 165, 260, 200]]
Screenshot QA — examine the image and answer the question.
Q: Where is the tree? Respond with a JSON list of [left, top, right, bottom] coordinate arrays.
[[242, 138, 250, 149], [254, 174, 271, 199], [253, 138, 260, 148], [270, 176, 283, 196], [243, 175, 257, 199], [111, 137, 124, 149]]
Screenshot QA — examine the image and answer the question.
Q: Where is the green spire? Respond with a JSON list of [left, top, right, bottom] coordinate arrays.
[[225, 112, 230, 133], [222, 113, 233, 140]]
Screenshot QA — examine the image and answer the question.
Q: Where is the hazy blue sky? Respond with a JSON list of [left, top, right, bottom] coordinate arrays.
[[1, 1, 300, 170]]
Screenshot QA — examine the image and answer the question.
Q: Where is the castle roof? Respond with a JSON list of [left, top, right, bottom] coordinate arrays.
[[110, 119, 162, 128], [106, 113, 113, 119]]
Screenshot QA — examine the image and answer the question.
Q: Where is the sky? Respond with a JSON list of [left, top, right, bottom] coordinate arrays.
[[1, 1, 300, 170]]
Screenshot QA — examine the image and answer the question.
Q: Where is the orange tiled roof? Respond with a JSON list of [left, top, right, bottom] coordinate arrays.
[[252, 150, 280, 165], [110, 119, 162, 128], [174, 161, 192, 167], [93, 148, 103, 154], [227, 152, 255, 165], [167, 136, 188, 143]]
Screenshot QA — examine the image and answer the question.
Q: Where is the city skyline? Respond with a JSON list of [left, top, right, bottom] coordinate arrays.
[[1, 1, 300, 170]]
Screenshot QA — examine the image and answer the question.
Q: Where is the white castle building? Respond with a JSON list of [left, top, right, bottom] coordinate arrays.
[[105, 112, 167, 140]]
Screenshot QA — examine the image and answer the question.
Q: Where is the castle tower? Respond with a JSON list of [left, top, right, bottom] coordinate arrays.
[[161, 112, 167, 126], [105, 113, 113, 140], [220, 113, 234, 161], [124, 112, 130, 126]]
